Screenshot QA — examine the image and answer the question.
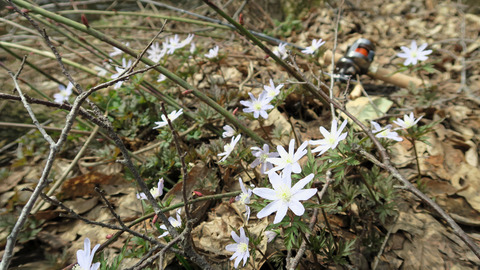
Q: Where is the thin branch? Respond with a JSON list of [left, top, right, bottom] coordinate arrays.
[[0, 58, 59, 270], [0, 121, 91, 135], [3, 58, 55, 145], [157, 235, 183, 270], [160, 103, 190, 219], [351, 144, 480, 258], [288, 170, 331, 269], [31, 124, 100, 214], [329, 1, 343, 120], [372, 214, 399, 270], [35, 189, 177, 253], [126, 244, 162, 270]]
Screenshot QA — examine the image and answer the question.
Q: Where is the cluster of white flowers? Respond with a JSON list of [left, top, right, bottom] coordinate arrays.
[[271, 38, 325, 60], [239, 79, 283, 120], [94, 35, 426, 270], [146, 34, 195, 63], [224, 111, 423, 267]]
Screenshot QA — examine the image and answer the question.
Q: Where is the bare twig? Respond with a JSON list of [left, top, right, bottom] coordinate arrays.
[[35, 189, 179, 255], [159, 102, 213, 268], [0, 58, 62, 270], [372, 214, 399, 270], [351, 144, 480, 258], [32, 124, 100, 214], [129, 22, 167, 72], [126, 244, 162, 270], [287, 209, 318, 270], [160, 103, 191, 220], [157, 235, 183, 270], [329, 0, 343, 119], [0, 121, 91, 135], [287, 170, 331, 269]]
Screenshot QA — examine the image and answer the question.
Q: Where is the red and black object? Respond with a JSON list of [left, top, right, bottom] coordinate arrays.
[[335, 38, 375, 78]]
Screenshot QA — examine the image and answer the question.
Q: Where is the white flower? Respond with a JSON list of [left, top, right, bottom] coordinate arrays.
[[218, 134, 241, 162], [110, 58, 133, 89], [235, 177, 252, 221], [253, 171, 316, 224], [158, 209, 182, 238], [310, 119, 348, 156], [397, 40, 432, 66], [74, 238, 100, 270], [371, 121, 403, 141], [272, 43, 288, 59], [267, 139, 308, 174], [301, 39, 325, 54], [109, 42, 129, 57], [153, 109, 183, 129], [147, 42, 167, 63], [225, 227, 250, 269], [54, 82, 73, 103], [137, 178, 164, 200], [179, 34, 194, 48], [222, 125, 235, 138], [263, 79, 283, 99], [393, 112, 422, 129], [93, 66, 108, 77], [239, 92, 274, 119], [190, 42, 196, 54], [264, 230, 277, 243], [205, 46, 219, 59], [250, 144, 279, 174], [157, 74, 167, 82], [165, 34, 194, 54]]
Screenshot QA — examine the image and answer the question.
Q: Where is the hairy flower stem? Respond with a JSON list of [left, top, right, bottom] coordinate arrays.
[[259, 120, 274, 146], [410, 137, 423, 180], [321, 208, 339, 252], [253, 243, 274, 270], [160, 103, 191, 220]]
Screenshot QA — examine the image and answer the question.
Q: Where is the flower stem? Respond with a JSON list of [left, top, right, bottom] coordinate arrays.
[[410, 137, 422, 181], [321, 208, 339, 252], [259, 119, 274, 146]]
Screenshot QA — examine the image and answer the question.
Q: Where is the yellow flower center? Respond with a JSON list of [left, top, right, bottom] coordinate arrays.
[[253, 102, 262, 111], [327, 135, 336, 145], [239, 193, 249, 203], [238, 242, 248, 252], [277, 185, 292, 202], [225, 143, 233, 152]]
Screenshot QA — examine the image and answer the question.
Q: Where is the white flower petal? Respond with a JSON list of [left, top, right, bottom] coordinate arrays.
[[252, 187, 277, 200]]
